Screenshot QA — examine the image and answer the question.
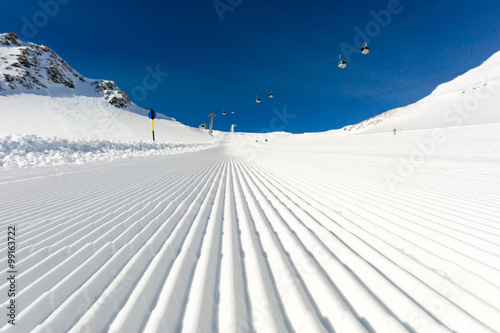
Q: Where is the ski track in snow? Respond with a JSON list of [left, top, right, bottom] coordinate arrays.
[[0, 131, 499, 333]]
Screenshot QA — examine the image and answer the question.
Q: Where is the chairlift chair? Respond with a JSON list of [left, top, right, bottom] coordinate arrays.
[[361, 41, 370, 55], [231, 109, 235, 114], [338, 54, 347, 69], [256, 95, 261, 103], [268, 91, 274, 98]]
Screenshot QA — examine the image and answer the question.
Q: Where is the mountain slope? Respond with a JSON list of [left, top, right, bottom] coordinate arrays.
[[0, 32, 131, 108], [1, 34, 500, 333], [343, 50, 500, 134], [0, 32, 211, 143], [1, 126, 499, 332]]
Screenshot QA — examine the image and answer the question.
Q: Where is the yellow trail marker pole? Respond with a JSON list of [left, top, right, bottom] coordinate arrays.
[[151, 118, 155, 141], [149, 108, 156, 141]]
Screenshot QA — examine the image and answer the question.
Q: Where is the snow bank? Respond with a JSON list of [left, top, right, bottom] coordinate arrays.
[[0, 134, 218, 169]]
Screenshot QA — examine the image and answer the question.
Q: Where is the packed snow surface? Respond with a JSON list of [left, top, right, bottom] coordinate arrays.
[[0, 33, 213, 144], [1, 123, 499, 332], [1, 33, 500, 333], [0, 134, 219, 169], [0, 93, 213, 143]]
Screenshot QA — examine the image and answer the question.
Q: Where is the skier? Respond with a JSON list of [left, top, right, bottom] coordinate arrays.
[[393, 128, 397, 135]]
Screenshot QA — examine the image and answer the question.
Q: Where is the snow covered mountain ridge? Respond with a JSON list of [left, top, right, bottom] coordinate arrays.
[[0, 32, 131, 108], [342, 50, 500, 133], [2, 31, 500, 143], [0, 32, 214, 144]]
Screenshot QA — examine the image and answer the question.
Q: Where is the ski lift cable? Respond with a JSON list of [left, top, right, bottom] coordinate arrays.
[[240, 61, 498, 128], [220, 0, 456, 116], [241, 76, 456, 128], [256, 0, 456, 96], [376, 0, 456, 41], [219, 57, 496, 131]]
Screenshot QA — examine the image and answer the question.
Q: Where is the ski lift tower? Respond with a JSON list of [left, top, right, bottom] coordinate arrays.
[[208, 113, 216, 136]]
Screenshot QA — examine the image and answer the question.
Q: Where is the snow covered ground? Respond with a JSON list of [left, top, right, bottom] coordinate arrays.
[[1, 123, 499, 332], [0, 93, 215, 143], [0, 134, 220, 169], [0, 32, 215, 144], [1, 34, 500, 332], [343, 50, 500, 134]]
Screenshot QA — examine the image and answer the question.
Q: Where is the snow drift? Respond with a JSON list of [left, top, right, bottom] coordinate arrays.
[[0, 134, 219, 169]]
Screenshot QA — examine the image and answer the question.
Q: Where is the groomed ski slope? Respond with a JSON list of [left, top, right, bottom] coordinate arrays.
[[1, 124, 500, 333]]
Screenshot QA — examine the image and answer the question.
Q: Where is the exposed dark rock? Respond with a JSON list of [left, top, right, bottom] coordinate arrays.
[[1, 33, 132, 108], [103, 89, 132, 108], [3, 74, 13, 82], [2, 70, 47, 90], [46, 66, 75, 88], [0, 32, 20, 46], [95, 80, 118, 92]]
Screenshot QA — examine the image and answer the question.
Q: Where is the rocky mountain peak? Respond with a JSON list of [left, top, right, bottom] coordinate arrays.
[[0, 32, 131, 108], [0, 32, 22, 46]]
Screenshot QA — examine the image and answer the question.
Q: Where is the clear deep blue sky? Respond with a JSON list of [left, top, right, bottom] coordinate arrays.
[[2, 0, 500, 133]]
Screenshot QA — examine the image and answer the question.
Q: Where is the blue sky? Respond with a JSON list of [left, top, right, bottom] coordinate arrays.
[[2, 0, 500, 133]]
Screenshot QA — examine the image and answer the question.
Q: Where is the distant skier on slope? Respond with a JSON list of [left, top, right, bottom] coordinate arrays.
[[393, 128, 397, 135]]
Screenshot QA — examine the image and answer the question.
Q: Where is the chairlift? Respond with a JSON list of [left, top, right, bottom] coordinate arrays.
[[222, 110, 226, 115], [268, 90, 274, 98], [338, 54, 347, 69], [231, 109, 235, 114], [256, 95, 261, 103], [361, 41, 369, 55]]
